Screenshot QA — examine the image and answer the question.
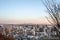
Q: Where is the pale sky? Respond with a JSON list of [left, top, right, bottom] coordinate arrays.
[[0, 0, 60, 24]]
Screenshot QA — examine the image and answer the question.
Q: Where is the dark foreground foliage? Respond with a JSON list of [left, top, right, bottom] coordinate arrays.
[[0, 34, 14, 40]]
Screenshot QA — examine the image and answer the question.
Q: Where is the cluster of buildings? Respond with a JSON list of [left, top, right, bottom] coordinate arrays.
[[0, 24, 59, 40]]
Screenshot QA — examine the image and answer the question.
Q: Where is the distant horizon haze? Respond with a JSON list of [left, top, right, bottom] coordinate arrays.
[[0, 17, 50, 24]]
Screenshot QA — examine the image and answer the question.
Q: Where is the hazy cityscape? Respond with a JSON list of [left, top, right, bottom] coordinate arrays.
[[0, 24, 60, 40], [0, 0, 60, 40]]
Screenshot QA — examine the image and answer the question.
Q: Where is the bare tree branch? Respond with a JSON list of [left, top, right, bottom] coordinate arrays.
[[42, 0, 60, 38]]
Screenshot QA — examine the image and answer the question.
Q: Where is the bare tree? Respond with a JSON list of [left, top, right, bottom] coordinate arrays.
[[41, 0, 60, 38]]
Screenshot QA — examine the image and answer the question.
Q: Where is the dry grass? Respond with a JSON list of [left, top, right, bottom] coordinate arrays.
[[0, 34, 14, 40]]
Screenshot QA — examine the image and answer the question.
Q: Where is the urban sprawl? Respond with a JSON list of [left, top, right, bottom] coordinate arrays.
[[0, 24, 59, 40]]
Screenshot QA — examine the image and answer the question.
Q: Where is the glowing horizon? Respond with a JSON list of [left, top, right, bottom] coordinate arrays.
[[0, 17, 49, 24]]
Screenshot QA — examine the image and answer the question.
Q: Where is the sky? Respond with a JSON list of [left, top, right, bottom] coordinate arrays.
[[0, 0, 60, 24]]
